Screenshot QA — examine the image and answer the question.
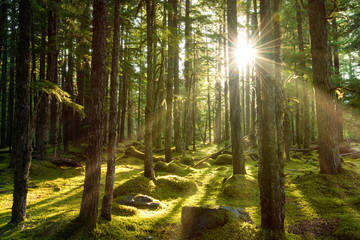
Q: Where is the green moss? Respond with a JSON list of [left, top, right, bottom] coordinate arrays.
[[153, 175, 198, 199], [113, 175, 155, 197], [222, 174, 259, 200], [214, 154, 233, 165], [111, 204, 138, 216], [180, 156, 194, 166], [154, 160, 189, 176]]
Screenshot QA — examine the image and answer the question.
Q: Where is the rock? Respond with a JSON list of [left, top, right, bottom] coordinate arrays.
[[119, 194, 160, 209], [181, 206, 251, 238]]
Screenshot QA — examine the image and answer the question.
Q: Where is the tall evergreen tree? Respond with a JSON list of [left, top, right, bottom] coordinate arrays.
[[227, 0, 246, 174], [308, 0, 342, 174], [11, 0, 32, 224], [79, 0, 107, 229]]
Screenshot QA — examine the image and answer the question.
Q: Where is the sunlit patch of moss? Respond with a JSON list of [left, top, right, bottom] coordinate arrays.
[[222, 174, 259, 202], [154, 160, 191, 177], [153, 175, 197, 199], [113, 175, 155, 197], [180, 156, 194, 166], [111, 204, 138, 216], [213, 154, 233, 165]]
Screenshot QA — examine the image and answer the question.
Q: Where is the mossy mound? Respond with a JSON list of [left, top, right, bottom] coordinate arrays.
[[195, 162, 211, 169], [180, 156, 194, 166], [214, 154, 233, 165], [113, 175, 197, 200], [113, 175, 155, 197], [111, 204, 138, 216], [154, 175, 198, 199], [154, 160, 189, 176], [222, 175, 259, 199]]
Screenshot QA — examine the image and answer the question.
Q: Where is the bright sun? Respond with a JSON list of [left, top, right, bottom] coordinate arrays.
[[236, 34, 255, 68]]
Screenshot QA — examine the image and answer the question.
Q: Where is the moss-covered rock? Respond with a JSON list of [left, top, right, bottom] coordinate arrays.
[[195, 162, 211, 169], [154, 161, 168, 172], [214, 154, 233, 165], [180, 156, 194, 166]]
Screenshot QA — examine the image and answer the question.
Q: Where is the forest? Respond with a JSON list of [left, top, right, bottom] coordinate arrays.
[[0, 0, 360, 239]]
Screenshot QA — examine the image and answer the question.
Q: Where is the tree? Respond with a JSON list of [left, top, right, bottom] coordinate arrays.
[[308, 0, 342, 174], [165, 0, 176, 162], [0, 0, 8, 148], [257, 0, 285, 234], [11, 0, 32, 224], [79, 0, 107, 229], [101, 0, 121, 221], [227, 0, 245, 175], [144, 0, 155, 179], [48, 0, 60, 156]]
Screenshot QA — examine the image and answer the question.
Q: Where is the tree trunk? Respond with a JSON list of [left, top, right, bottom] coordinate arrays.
[[79, 0, 107, 229], [257, 0, 285, 233], [308, 0, 342, 174], [6, 4, 15, 150], [63, 41, 74, 153], [332, 18, 343, 143], [144, 0, 154, 179], [101, 0, 120, 221], [0, 11, 8, 148], [192, 48, 197, 150], [223, 10, 230, 146], [227, 0, 245, 175], [183, 0, 191, 156], [296, 3, 310, 150], [165, 0, 176, 162], [173, 0, 181, 152], [11, 0, 32, 224]]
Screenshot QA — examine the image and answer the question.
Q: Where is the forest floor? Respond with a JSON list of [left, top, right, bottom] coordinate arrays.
[[0, 142, 360, 239]]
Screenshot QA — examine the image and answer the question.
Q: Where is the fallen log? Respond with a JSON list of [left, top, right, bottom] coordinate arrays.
[[340, 150, 360, 159], [33, 154, 83, 168]]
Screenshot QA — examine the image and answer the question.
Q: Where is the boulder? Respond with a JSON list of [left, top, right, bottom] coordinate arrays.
[[119, 194, 160, 209], [181, 206, 251, 238]]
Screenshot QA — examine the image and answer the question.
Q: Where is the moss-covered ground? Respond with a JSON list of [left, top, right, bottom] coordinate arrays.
[[0, 142, 359, 239]]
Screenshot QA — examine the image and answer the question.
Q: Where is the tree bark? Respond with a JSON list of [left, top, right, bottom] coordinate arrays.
[[182, 0, 191, 156], [173, 0, 181, 152], [144, 0, 154, 179], [11, 0, 32, 224], [308, 0, 342, 174], [227, 0, 246, 175], [101, 0, 120, 221], [257, 0, 285, 233], [79, 0, 107, 229], [0, 8, 8, 148]]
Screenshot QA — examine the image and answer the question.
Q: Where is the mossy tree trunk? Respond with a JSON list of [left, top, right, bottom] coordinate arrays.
[[79, 0, 107, 229]]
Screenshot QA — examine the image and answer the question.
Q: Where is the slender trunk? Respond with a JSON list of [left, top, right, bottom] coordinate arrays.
[[174, 0, 181, 152], [192, 48, 197, 150], [332, 18, 343, 143], [144, 0, 154, 179], [101, 0, 120, 221], [245, 0, 251, 136], [165, 0, 176, 162], [308, 0, 342, 174], [127, 83, 133, 140], [223, 10, 230, 146], [11, 0, 32, 224], [7, 3, 16, 149], [1, 17, 8, 148], [182, 0, 191, 156], [296, 3, 310, 150], [79, 0, 107, 229], [227, 0, 245, 175]]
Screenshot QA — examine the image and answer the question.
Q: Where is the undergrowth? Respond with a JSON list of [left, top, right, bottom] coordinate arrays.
[[0, 143, 359, 239]]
